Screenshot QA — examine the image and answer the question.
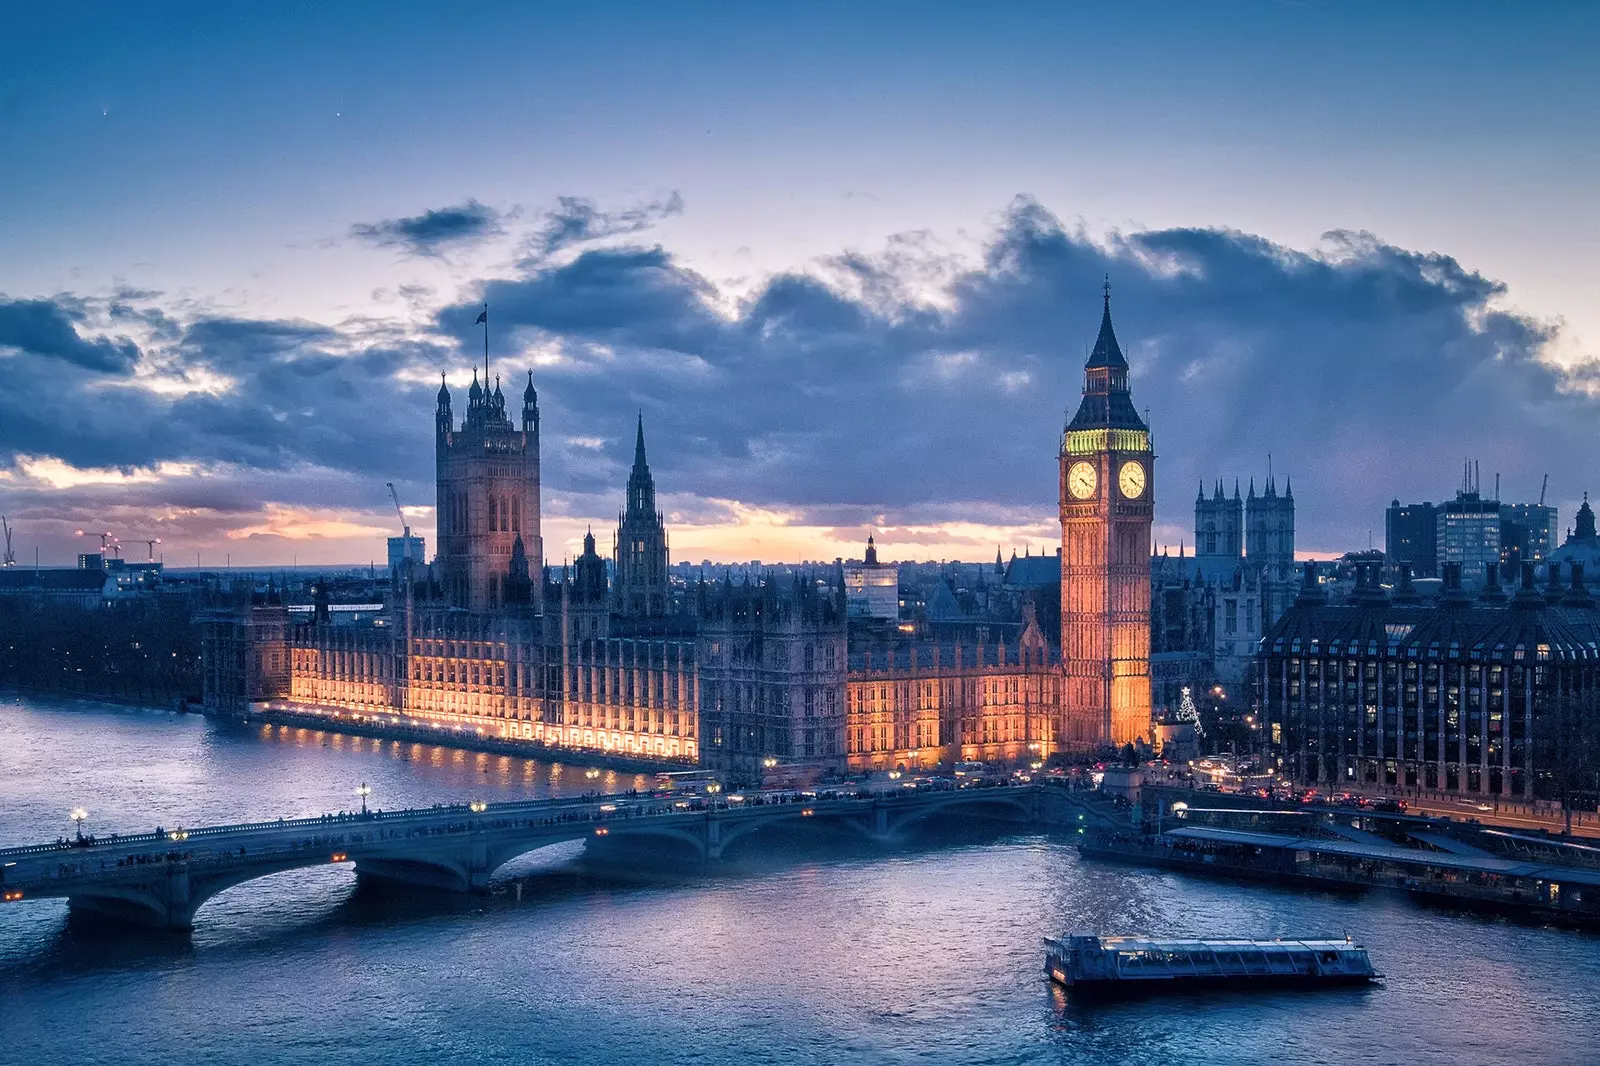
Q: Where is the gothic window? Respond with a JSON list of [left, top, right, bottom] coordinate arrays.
[[512, 496, 520, 532]]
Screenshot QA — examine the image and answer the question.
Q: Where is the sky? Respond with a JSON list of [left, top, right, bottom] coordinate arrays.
[[0, 1, 1596, 567]]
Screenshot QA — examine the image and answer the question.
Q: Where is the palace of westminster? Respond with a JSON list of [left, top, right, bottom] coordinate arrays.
[[202, 290, 1600, 800]]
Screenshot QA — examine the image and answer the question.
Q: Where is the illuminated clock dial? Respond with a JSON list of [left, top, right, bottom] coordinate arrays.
[[1068, 461, 1097, 500], [1118, 460, 1146, 499]]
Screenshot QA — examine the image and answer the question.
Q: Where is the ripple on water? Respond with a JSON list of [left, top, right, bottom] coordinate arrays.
[[1, 697, 1597, 1066]]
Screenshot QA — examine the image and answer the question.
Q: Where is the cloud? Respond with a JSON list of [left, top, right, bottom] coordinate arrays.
[[0, 296, 141, 373], [350, 199, 506, 257], [523, 192, 684, 261], [3, 196, 1596, 565], [442, 196, 1594, 555]]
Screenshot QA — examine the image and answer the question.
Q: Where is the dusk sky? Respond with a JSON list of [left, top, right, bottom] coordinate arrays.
[[2, 2, 1596, 567]]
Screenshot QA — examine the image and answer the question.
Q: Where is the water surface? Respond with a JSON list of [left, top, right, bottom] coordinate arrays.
[[0, 696, 1591, 1066]]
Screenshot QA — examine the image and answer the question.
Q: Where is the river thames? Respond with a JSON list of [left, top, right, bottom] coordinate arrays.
[[1, 696, 1594, 1066]]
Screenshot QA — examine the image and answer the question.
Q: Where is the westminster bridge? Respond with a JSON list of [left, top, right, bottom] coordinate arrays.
[[0, 781, 1119, 930]]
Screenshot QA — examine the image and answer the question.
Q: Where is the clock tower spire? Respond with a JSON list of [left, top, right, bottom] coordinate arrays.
[[1059, 280, 1154, 749]]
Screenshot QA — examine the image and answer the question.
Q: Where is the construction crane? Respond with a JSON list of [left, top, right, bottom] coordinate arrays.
[[74, 529, 119, 560], [386, 482, 411, 539], [143, 537, 162, 563], [1, 517, 14, 568], [385, 482, 416, 689]]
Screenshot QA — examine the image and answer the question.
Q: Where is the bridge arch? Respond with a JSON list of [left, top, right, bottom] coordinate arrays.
[[67, 853, 359, 929], [882, 790, 1035, 835]]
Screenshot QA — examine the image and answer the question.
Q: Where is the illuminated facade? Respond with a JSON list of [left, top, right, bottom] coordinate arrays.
[[1059, 287, 1154, 748], [207, 294, 1159, 772], [845, 618, 1055, 771]]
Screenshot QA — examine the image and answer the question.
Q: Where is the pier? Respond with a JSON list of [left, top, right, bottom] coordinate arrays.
[[1079, 820, 1600, 924]]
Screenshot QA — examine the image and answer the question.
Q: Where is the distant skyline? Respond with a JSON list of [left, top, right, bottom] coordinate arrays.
[[1, 2, 1597, 566]]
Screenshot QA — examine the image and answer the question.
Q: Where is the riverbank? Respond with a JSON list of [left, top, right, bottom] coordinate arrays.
[[234, 704, 694, 777], [2, 685, 190, 714], [1079, 825, 1600, 928]]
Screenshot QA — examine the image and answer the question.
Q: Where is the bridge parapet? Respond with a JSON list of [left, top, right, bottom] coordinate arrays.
[[1, 781, 1115, 930]]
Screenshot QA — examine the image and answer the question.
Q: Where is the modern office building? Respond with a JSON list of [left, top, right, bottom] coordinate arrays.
[[1386, 500, 1439, 578], [1261, 557, 1600, 801]]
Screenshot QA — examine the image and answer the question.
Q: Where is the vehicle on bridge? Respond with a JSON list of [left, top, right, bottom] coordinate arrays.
[[0, 779, 1110, 932]]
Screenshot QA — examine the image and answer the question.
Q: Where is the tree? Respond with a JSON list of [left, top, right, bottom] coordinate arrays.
[[1176, 685, 1205, 738]]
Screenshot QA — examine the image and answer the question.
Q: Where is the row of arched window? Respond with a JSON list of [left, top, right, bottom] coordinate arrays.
[[443, 493, 523, 536]]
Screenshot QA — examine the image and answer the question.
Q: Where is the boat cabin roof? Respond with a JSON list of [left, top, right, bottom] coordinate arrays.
[[1048, 935, 1362, 954]]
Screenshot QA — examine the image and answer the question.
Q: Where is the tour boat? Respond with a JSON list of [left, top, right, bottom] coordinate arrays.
[[1043, 934, 1381, 996]]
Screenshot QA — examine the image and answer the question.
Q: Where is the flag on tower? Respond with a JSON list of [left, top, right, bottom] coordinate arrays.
[[475, 309, 487, 324]]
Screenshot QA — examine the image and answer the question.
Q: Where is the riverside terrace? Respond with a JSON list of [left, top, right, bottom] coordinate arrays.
[[0, 781, 1118, 931]]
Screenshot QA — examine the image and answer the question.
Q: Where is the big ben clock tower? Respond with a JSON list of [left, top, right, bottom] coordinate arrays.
[[1059, 282, 1153, 749]]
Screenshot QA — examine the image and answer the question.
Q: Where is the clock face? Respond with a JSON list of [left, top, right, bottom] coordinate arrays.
[[1119, 460, 1146, 500], [1068, 461, 1097, 500]]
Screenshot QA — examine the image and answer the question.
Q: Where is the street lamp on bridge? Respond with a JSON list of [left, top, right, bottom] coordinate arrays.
[[356, 783, 372, 816], [69, 807, 88, 842], [469, 800, 487, 814]]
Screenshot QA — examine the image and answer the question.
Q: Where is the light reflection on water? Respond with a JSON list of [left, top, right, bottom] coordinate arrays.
[[1, 696, 1596, 1066]]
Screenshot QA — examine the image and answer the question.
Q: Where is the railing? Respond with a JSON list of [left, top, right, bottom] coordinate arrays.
[[3, 771, 1049, 870], [0, 780, 1042, 866]]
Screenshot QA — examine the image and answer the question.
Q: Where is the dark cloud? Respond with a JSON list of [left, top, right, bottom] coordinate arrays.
[[524, 192, 684, 261], [0, 300, 449, 535], [2, 197, 1595, 565], [0, 297, 140, 373], [477, 246, 722, 354], [442, 196, 1595, 554], [350, 199, 506, 257]]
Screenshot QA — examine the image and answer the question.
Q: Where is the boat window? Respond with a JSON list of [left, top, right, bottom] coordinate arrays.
[[1320, 951, 1340, 963]]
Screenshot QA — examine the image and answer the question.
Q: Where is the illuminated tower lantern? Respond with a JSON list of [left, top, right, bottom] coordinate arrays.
[[1059, 283, 1154, 748]]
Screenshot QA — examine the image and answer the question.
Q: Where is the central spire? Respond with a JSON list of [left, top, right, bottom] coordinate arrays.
[[633, 410, 648, 471], [1085, 275, 1126, 370]]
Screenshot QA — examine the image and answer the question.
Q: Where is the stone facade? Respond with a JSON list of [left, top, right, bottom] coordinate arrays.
[[434, 371, 543, 612], [1180, 476, 1299, 685], [613, 415, 671, 619], [1059, 287, 1154, 747], [846, 617, 1055, 771], [204, 293, 1158, 774], [697, 579, 848, 779]]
